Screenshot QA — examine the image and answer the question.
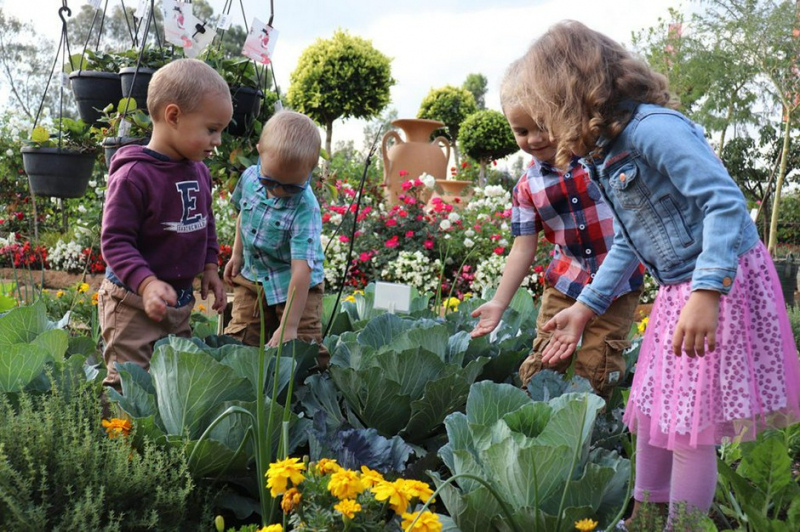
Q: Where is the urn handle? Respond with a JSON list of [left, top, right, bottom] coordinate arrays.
[[432, 136, 451, 168], [381, 130, 403, 185]]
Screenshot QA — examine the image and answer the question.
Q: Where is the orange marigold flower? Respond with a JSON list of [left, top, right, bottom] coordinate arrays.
[[280, 487, 301, 513], [102, 417, 132, 439]]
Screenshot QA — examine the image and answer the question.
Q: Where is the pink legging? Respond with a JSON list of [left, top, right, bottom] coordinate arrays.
[[634, 433, 717, 520]]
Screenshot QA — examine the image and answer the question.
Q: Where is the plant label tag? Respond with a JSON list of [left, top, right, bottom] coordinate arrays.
[[61, 72, 70, 88], [274, 100, 283, 112], [162, 0, 194, 49], [373, 282, 411, 313], [184, 16, 217, 58], [86, 0, 102, 9], [242, 18, 278, 64], [216, 14, 233, 30]]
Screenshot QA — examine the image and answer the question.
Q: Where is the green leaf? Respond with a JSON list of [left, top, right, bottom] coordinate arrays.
[[31, 328, 69, 362], [465, 381, 531, 426], [737, 435, 792, 501], [0, 344, 50, 393], [0, 301, 51, 348]]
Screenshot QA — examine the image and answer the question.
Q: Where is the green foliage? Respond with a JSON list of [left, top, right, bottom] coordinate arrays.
[[115, 45, 177, 69], [287, 30, 394, 131], [0, 383, 200, 531], [65, 49, 126, 73], [24, 118, 97, 153], [463, 73, 488, 110], [203, 49, 269, 90], [433, 382, 630, 531], [417, 85, 477, 144], [459, 109, 518, 174], [786, 305, 800, 348], [776, 190, 800, 246]]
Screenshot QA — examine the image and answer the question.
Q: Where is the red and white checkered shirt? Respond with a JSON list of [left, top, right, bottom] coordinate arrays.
[[511, 158, 643, 300]]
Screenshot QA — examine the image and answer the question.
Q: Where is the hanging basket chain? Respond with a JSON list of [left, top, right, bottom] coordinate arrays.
[[119, 0, 137, 47], [33, 4, 74, 139], [122, 0, 157, 118]]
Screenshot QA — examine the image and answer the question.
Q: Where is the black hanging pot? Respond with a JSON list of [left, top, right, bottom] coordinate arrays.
[[69, 70, 123, 125], [774, 253, 799, 307], [21, 147, 97, 199], [101, 136, 150, 167], [119, 67, 157, 113], [227, 86, 263, 136]]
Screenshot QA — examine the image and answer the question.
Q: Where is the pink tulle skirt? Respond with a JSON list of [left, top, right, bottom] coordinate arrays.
[[624, 242, 800, 450]]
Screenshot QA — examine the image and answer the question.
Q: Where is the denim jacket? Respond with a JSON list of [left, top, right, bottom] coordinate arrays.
[[577, 103, 760, 315]]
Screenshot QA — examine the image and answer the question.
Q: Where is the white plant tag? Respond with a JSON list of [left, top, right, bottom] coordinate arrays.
[[373, 282, 412, 313], [162, 0, 194, 49], [61, 72, 70, 88], [216, 14, 233, 30], [86, 0, 102, 9], [241, 18, 278, 64]]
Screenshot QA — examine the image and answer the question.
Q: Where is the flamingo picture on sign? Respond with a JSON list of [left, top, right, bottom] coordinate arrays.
[[242, 18, 278, 65], [162, 0, 193, 49]]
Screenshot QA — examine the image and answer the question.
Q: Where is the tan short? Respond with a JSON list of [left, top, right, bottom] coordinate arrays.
[[98, 278, 193, 390], [223, 274, 329, 367], [519, 285, 641, 399]]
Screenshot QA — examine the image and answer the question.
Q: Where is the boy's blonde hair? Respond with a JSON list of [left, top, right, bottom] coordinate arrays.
[[521, 20, 679, 167], [259, 111, 321, 174], [147, 58, 231, 118], [499, 58, 526, 113]]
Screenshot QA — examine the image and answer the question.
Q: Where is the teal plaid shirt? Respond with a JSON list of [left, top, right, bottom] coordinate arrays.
[[233, 165, 325, 305]]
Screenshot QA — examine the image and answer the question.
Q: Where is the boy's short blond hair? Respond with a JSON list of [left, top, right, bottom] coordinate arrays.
[[147, 58, 231, 118], [259, 111, 321, 174]]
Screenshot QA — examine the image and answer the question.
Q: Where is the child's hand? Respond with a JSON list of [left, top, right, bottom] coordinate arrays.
[[201, 266, 227, 314], [267, 327, 298, 347], [223, 255, 243, 285], [141, 279, 177, 322], [673, 289, 720, 357], [540, 303, 596, 364], [470, 301, 505, 338]]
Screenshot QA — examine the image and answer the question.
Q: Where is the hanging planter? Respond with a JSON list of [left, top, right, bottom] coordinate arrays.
[[69, 70, 123, 125], [119, 67, 158, 113], [227, 86, 263, 136], [101, 136, 150, 167], [21, 147, 96, 199]]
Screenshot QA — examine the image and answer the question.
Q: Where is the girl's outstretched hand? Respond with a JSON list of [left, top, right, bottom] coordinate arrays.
[[673, 289, 720, 357], [540, 303, 596, 364]]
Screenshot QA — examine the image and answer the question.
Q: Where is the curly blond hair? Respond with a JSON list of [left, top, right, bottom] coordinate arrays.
[[520, 20, 679, 167]]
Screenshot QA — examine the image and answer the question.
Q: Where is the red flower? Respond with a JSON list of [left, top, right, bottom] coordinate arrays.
[[405, 231, 414, 238], [493, 247, 506, 255], [385, 236, 400, 248], [339, 235, 350, 243], [359, 252, 371, 262], [401, 181, 413, 191], [385, 219, 398, 227], [399, 170, 409, 177], [424, 240, 434, 250], [322, 213, 331, 223]]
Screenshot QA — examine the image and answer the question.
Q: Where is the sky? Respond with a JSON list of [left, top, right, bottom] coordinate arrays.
[[1, 0, 687, 154]]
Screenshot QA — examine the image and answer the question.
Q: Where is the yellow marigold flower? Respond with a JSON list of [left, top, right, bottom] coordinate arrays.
[[78, 282, 90, 293], [280, 487, 301, 513], [91, 292, 99, 305], [401, 510, 442, 532], [197, 304, 207, 312], [359, 465, 384, 488], [56, 290, 65, 298], [327, 468, 364, 500], [257, 525, 283, 532], [266, 457, 306, 497], [444, 297, 460, 311], [315, 458, 341, 475], [102, 418, 132, 439], [398, 478, 435, 503], [334, 498, 362, 519], [637, 316, 649, 335], [353, 289, 364, 296], [344, 295, 356, 303], [574, 518, 598, 532], [372, 479, 411, 514]]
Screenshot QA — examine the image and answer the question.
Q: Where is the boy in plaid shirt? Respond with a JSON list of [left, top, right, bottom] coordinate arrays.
[[223, 111, 327, 364], [470, 61, 642, 399]]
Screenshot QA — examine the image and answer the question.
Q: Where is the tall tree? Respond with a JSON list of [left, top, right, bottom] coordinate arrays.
[[287, 30, 395, 177], [417, 85, 477, 166], [463, 73, 488, 110]]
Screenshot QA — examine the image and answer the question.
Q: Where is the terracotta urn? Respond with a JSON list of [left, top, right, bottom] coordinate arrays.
[[381, 118, 450, 205], [429, 179, 473, 208]]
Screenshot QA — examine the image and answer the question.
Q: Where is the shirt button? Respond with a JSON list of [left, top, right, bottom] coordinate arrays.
[[571, 197, 578, 204], [585, 249, 592, 255], [722, 276, 732, 287], [565, 172, 571, 179], [264, 276, 269, 281], [579, 224, 585, 230], [591, 273, 596, 279], [250, 228, 256, 234], [307, 238, 313, 243], [275, 221, 280, 226]]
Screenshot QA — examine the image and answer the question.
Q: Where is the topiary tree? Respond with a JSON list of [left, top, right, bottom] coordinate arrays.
[[460, 109, 518, 184], [417, 85, 477, 166], [287, 30, 394, 176], [463, 73, 488, 110]]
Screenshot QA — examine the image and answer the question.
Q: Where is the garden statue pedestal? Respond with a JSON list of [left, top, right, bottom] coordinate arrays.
[[428, 179, 473, 208], [381, 118, 450, 205]]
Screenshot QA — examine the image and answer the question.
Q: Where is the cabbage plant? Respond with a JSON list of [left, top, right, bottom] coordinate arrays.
[[432, 382, 630, 532]]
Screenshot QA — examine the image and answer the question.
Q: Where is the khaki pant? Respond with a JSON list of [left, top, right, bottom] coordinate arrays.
[[98, 279, 193, 390], [224, 274, 329, 367], [519, 285, 641, 399]]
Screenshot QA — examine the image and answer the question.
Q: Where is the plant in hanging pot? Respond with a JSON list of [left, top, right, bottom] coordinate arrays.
[[66, 50, 125, 126], [116, 46, 178, 114], [203, 50, 265, 136], [21, 118, 98, 199], [95, 97, 153, 167]]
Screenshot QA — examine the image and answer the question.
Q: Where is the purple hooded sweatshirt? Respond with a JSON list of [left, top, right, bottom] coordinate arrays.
[[101, 145, 219, 293]]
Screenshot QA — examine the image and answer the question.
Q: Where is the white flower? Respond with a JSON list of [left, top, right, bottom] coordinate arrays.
[[447, 212, 461, 223], [439, 219, 452, 231], [464, 238, 474, 248], [419, 173, 436, 189], [5, 149, 13, 157], [464, 229, 475, 238], [501, 222, 509, 231], [88, 180, 97, 187], [77, 205, 87, 213], [499, 238, 508, 247]]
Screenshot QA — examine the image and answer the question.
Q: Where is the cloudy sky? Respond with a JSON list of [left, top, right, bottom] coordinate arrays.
[[1, 0, 687, 149]]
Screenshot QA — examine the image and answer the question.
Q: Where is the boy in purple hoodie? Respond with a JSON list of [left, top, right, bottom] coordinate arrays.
[[99, 58, 232, 390]]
